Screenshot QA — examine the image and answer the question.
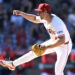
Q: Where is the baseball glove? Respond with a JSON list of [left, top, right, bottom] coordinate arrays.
[[32, 43, 45, 56]]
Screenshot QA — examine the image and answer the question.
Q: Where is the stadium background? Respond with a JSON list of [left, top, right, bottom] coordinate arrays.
[[0, 0, 75, 75]]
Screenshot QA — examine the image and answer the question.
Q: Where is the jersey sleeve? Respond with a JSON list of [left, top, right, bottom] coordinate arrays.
[[54, 21, 65, 37], [36, 16, 43, 23]]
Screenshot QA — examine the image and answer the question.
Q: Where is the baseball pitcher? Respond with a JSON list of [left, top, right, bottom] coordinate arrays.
[[0, 3, 72, 75]]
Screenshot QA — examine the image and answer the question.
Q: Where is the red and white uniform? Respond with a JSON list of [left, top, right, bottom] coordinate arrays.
[[36, 14, 72, 75], [36, 14, 70, 42], [11, 14, 72, 75], [0, 3, 72, 74]]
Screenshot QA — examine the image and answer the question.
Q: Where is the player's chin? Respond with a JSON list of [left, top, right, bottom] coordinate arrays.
[[40, 17, 43, 19]]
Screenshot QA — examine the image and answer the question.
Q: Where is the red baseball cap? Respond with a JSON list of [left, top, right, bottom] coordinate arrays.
[[35, 3, 51, 12]]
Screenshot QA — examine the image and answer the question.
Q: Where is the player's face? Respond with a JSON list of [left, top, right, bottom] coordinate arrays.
[[38, 11, 44, 19]]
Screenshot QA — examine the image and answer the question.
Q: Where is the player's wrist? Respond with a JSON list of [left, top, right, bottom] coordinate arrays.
[[19, 12, 23, 16], [20, 12, 26, 16], [40, 45, 47, 50]]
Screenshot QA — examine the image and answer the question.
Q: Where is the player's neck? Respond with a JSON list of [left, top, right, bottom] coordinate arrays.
[[45, 14, 53, 24]]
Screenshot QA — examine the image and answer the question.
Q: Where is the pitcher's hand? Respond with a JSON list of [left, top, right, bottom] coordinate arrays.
[[13, 10, 22, 15]]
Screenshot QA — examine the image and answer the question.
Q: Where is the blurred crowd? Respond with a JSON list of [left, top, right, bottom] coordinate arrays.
[[0, 0, 49, 52], [0, 0, 75, 75]]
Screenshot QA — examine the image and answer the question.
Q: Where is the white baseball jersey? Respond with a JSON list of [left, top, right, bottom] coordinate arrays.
[[36, 14, 71, 42], [36, 14, 72, 75]]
